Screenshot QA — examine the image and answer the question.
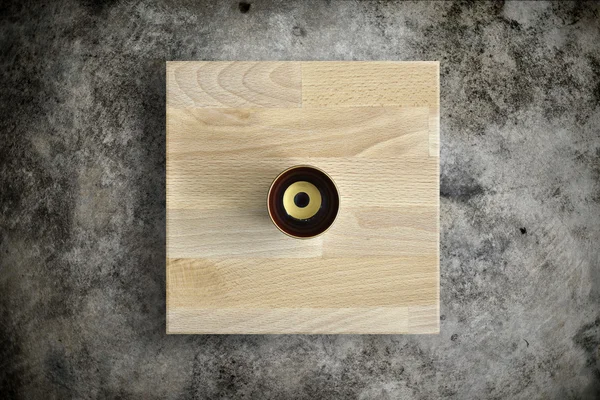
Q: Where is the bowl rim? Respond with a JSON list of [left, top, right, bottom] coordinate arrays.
[[267, 164, 340, 239]]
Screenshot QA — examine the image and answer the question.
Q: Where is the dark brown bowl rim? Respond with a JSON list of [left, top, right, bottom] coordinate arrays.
[[267, 165, 339, 239]]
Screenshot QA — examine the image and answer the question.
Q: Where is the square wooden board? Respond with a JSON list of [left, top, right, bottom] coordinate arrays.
[[166, 61, 439, 334]]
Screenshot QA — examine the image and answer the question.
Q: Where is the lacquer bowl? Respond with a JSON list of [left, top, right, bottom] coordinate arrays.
[[267, 165, 339, 239]]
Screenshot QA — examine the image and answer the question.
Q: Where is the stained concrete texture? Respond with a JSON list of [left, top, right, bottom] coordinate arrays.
[[1, 1, 599, 399]]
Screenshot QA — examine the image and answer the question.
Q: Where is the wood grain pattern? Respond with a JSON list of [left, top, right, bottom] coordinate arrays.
[[167, 304, 438, 334], [167, 107, 430, 157], [167, 62, 301, 108], [429, 107, 440, 157], [167, 257, 437, 308], [166, 61, 440, 334], [302, 62, 438, 108]]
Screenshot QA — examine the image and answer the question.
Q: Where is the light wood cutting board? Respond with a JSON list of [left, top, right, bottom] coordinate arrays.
[[166, 61, 439, 334]]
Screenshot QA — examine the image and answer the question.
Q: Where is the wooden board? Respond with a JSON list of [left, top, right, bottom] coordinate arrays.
[[166, 61, 439, 334]]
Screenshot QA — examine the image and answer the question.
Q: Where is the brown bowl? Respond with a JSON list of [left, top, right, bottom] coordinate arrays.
[[267, 165, 339, 239]]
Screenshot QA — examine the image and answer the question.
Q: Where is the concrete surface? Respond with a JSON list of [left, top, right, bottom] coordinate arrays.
[[1, 1, 599, 399]]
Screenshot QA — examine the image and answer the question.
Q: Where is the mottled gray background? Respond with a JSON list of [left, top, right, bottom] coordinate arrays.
[[1, 1, 599, 399]]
